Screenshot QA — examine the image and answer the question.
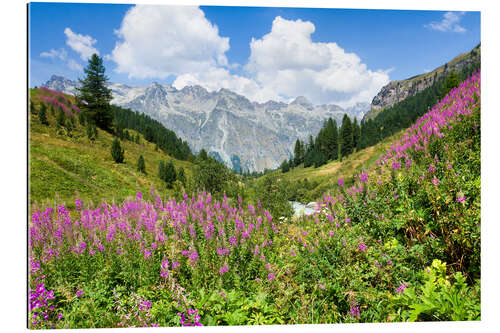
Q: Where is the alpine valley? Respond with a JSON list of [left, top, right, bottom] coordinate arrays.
[[42, 75, 369, 172]]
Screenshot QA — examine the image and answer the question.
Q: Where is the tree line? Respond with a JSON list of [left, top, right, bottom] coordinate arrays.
[[281, 114, 361, 172], [281, 59, 480, 173]]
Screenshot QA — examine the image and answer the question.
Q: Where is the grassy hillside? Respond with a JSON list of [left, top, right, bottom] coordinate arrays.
[[260, 130, 405, 203], [29, 88, 195, 208]]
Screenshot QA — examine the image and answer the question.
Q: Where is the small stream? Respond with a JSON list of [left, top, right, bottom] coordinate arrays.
[[289, 201, 317, 217]]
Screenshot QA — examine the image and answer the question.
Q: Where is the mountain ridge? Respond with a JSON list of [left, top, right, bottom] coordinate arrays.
[[43, 75, 370, 172], [364, 43, 480, 121]]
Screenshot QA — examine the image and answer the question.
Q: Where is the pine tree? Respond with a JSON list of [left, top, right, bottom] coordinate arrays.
[[340, 114, 353, 158], [158, 160, 165, 181], [199, 149, 208, 161], [137, 154, 146, 174], [163, 161, 177, 189], [441, 70, 460, 98], [293, 139, 305, 167], [352, 117, 361, 151], [177, 167, 186, 185], [38, 103, 48, 125], [280, 159, 290, 173], [76, 54, 113, 131], [111, 138, 125, 163], [326, 118, 338, 160]]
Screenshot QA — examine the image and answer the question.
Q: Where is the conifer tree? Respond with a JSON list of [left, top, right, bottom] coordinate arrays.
[[137, 154, 146, 174], [280, 159, 290, 173], [38, 103, 48, 125], [340, 114, 353, 158], [76, 54, 113, 131], [326, 118, 338, 160], [352, 117, 361, 151], [293, 139, 305, 167], [163, 160, 177, 189], [111, 138, 124, 163], [177, 167, 186, 185], [158, 160, 165, 181]]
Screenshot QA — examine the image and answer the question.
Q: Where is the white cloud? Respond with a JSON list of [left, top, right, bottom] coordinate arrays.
[[40, 48, 67, 60], [39, 46, 83, 72], [425, 12, 467, 33], [111, 5, 230, 79], [173, 67, 278, 103], [110, 8, 389, 107], [64, 27, 99, 60], [245, 16, 390, 106], [67, 59, 83, 72]]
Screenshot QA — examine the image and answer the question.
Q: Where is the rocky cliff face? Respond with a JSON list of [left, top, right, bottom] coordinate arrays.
[[365, 44, 480, 121], [42, 76, 370, 172]]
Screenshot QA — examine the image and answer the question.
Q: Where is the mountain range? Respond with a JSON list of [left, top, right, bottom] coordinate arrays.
[[42, 75, 369, 172]]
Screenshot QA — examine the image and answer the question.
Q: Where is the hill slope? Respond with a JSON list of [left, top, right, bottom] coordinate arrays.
[[29, 87, 195, 207]]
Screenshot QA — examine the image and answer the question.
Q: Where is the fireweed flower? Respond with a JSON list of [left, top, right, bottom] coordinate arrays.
[[188, 251, 199, 266], [161, 259, 169, 278], [350, 306, 360, 318], [268, 273, 275, 281], [219, 265, 229, 275], [139, 300, 152, 312], [75, 290, 84, 298], [143, 249, 152, 260], [457, 192, 466, 203], [338, 178, 344, 187], [75, 198, 82, 209], [360, 173, 368, 183], [395, 283, 409, 294], [358, 243, 367, 252], [432, 177, 439, 186]]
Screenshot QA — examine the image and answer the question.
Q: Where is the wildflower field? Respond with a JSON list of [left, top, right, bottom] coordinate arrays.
[[28, 71, 481, 328]]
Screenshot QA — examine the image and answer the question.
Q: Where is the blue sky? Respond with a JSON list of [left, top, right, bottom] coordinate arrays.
[[28, 2, 480, 107]]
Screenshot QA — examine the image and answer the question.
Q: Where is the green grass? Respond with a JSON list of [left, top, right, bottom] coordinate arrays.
[[29, 88, 195, 207], [268, 131, 405, 201]]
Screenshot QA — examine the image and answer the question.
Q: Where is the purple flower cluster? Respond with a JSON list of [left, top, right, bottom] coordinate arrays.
[[395, 282, 409, 294], [178, 308, 203, 326], [29, 279, 59, 327]]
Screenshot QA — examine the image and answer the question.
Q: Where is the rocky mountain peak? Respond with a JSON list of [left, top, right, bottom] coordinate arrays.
[[291, 96, 313, 109], [41, 74, 370, 172]]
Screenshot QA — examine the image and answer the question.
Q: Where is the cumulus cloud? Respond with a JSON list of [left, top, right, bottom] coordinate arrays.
[[425, 12, 466, 33], [245, 16, 390, 106], [111, 5, 230, 79], [40, 48, 67, 60], [110, 7, 389, 107], [64, 27, 99, 60]]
